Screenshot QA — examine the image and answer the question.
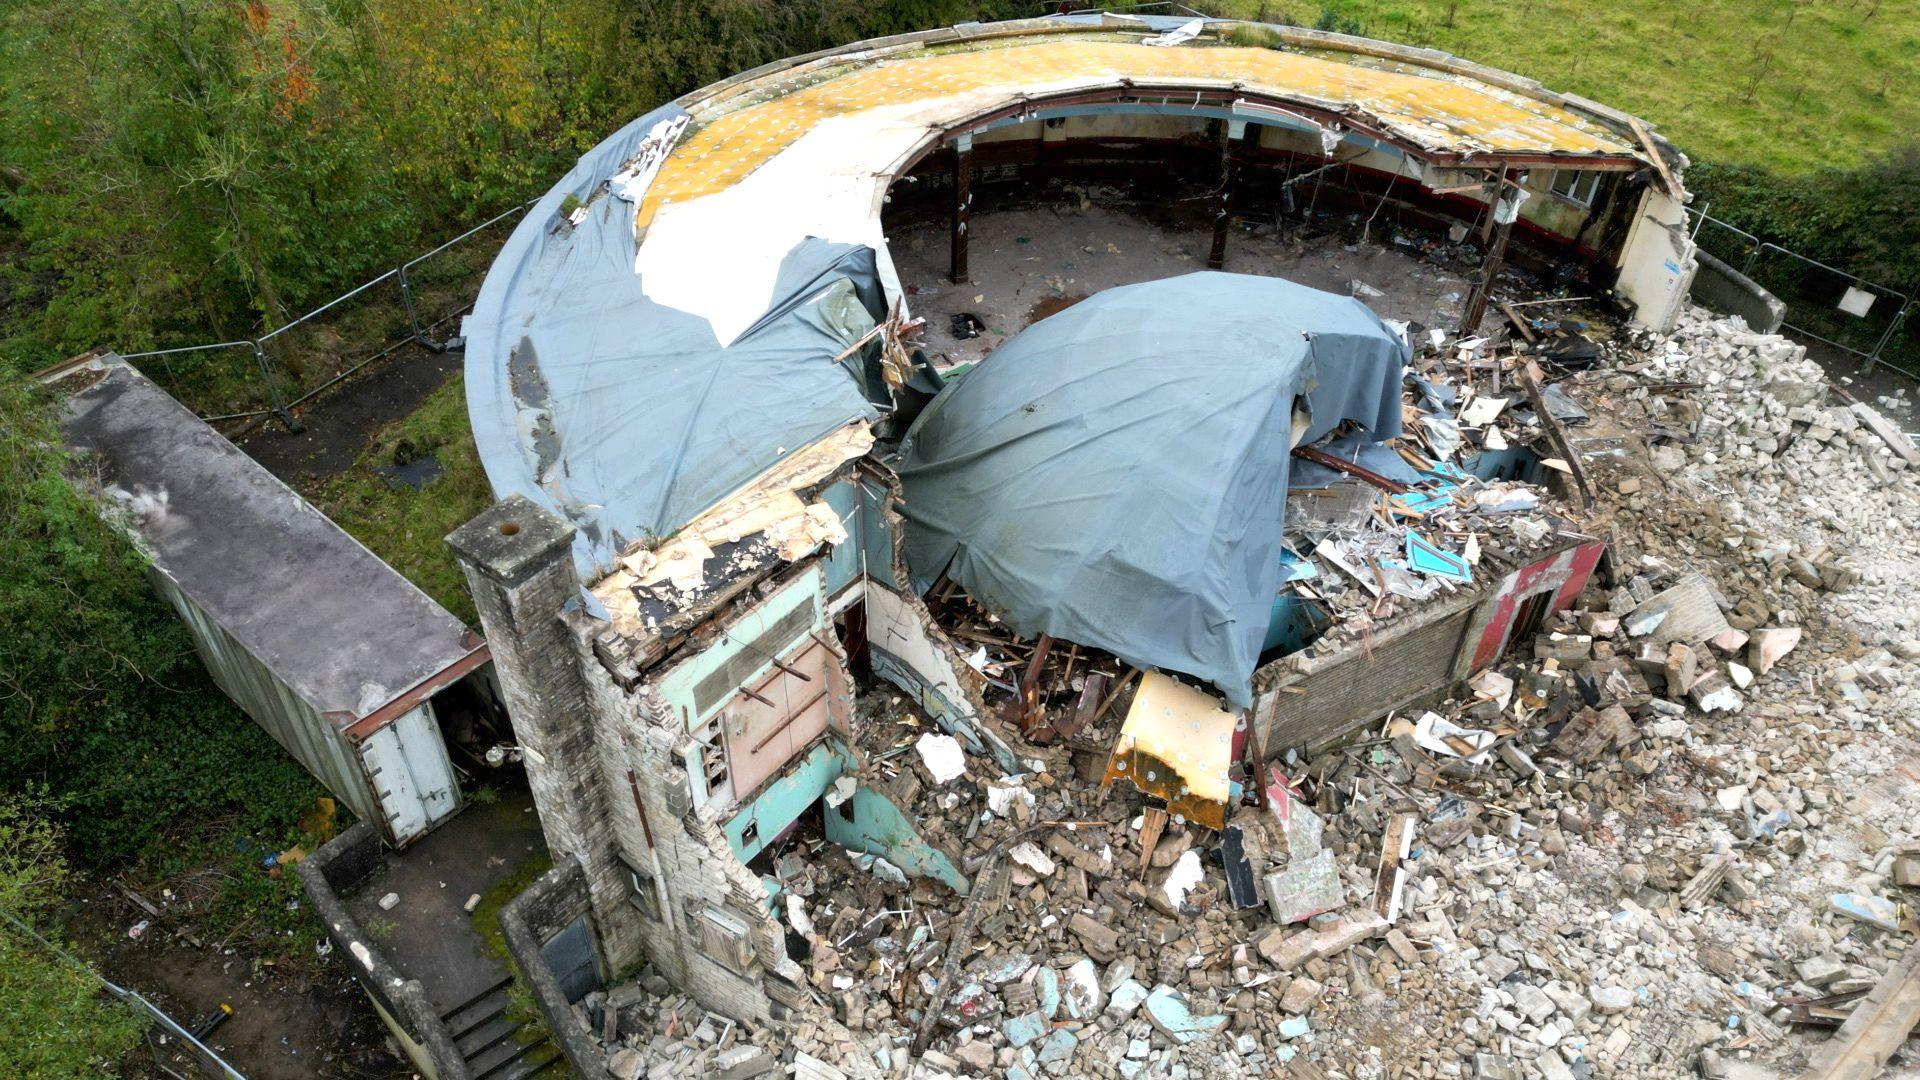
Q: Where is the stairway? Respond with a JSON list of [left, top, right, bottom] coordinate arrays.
[[440, 976, 569, 1080]]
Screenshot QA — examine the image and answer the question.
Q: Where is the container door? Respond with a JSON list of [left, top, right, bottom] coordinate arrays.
[[356, 702, 461, 846]]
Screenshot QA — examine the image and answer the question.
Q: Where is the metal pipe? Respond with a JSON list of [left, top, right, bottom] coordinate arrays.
[[256, 268, 399, 343]]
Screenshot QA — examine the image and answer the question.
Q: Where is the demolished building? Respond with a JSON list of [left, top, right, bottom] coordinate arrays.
[[434, 13, 1689, 1075]]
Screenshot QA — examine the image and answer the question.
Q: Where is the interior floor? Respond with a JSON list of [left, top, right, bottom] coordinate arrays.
[[888, 199, 1475, 373]]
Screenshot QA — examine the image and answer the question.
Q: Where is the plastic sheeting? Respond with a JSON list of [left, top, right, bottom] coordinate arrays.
[[464, 103, 881, 579], [897, 272, 1408, 706]]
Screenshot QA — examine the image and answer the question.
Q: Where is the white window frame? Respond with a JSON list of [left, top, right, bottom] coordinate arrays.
[[1551, 169, 1603, 209]]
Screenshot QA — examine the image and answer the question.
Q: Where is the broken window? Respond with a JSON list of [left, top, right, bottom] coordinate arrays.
[[1550, 169, 1602, 208], [621, 854, 662, 921], [693, 905, 757, 974], [691, 716, 730, 805]]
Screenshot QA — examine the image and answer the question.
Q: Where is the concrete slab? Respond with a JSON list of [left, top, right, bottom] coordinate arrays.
[[342, 787, 549, 1013]]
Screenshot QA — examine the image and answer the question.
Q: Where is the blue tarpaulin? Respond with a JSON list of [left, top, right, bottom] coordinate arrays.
[[463, 104, 882, 580], [897, 272, 1408, 706]]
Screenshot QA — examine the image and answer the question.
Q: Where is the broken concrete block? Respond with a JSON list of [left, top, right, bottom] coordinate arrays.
[[1689, 670, 1743, 713], [1009, 841, 1056, 878], [715, 1045, 778, 1080], [1001, 1010, 1047, 1048], [1543, 981, 1591, 1025], [792, 1052, 847, 1080], [608, 1047, 645, 1080], [985, 780, 1035, 819], [1795, 954, 1846, 988], [1263, 849, 1341, 925], [1061, 958, 1103, 1020], [1308, 911, 1387, 961], [1665, 642, 1699, 701], [1035, 965, 1060, 1020], [1143, 984, 1228, 1044], [1589, 985, 1634, 1014], [1256, 928, 1317, 971], [1746, 627, 1802, 675], [1068, 914, 1119, 962], [1629, 573, 1733, 647], [952, 1040, 995, 1074], [1893, 853, 1920, 889], [1473, 1052, 1521, 1080], [1150, 848, 1203, 914], [1511, 983, 1556, 1024], [1034, 1027, 1078, 1066], [1829, 892, 1901, 931], [1710, 627, 1750, 653], [1104, 979, 1149, 1024], [914, 732, 967, 783], [1279, 975, 1325, 1013]]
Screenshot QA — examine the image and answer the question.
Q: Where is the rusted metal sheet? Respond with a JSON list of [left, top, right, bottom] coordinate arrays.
[[1102, 672, 1237, 831]]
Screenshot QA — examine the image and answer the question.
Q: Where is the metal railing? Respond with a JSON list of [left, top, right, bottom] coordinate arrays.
[[1688, 205, 1917, 377], [121, 201, 536, 433], [0, 906, 246, 1080]]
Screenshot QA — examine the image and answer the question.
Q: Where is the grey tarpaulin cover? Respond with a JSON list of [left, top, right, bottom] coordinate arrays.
[[464, 103, 882, 580], [898, 272, 1408, 706]]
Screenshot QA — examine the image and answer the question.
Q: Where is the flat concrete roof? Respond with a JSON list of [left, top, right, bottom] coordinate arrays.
[[58, 356, 483, 726]]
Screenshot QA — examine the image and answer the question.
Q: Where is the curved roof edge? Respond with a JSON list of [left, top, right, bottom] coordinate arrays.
[[464, 13, 1683, 587]]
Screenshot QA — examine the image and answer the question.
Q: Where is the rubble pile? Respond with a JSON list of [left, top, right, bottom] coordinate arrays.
[[582, 307, 1919, 1080], [579, 976, 792, 1080]]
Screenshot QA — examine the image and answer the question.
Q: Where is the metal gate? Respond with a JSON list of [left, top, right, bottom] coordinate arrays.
[[1689, 208, 1916, 375], [539, 916, 602, 1005]]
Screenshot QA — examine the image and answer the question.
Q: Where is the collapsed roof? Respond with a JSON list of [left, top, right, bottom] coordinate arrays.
[[464, 15, 1677, 583], [898, 273, 1408, 707]]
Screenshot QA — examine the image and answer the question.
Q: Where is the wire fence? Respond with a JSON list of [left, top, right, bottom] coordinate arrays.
[[122, 201, 535, 433], [1688, 206, 1917, 378], [0, 906, 246, 1080]]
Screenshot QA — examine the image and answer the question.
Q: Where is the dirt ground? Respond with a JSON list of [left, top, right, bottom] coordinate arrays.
[[889, 202, 1473, 373], [65, 876, 407, 1079], [238, 342, 462, 484]]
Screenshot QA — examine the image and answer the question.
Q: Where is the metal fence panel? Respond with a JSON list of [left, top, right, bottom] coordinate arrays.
[[1686, 208, 1918, 377], [116, 202, 533, 433]]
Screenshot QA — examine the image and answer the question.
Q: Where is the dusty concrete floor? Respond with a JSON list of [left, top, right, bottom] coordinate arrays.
[[344, 787, 548, 1014], [889, 203, 1471, 372]]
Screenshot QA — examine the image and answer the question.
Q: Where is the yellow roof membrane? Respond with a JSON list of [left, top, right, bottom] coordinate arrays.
[[641, 36, 1641, 229]]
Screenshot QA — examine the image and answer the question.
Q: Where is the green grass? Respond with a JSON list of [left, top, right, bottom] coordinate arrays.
[[469, 851, 554, 1047], [1206, 0, 1919, 173], [303, 374, 492, 625]]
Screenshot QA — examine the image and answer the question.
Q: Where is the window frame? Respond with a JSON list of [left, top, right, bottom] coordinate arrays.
[[1550, 169, 1603, 209]]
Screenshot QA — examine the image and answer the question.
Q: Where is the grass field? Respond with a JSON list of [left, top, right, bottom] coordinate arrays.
[[305, 375, 492, 624], [1207, 0, 1919, 173]]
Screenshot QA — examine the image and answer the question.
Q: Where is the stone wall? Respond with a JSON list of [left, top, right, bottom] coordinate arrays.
[[498, 857, 607, 1078], [296, 823, 470, 1080]]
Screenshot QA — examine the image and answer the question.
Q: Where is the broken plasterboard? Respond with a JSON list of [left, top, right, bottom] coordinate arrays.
[[593, 421, 873, 632], [1413, 710, 1496, 765]]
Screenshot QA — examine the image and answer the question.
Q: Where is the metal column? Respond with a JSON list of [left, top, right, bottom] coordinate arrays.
[[950, 133, 973, 285]]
